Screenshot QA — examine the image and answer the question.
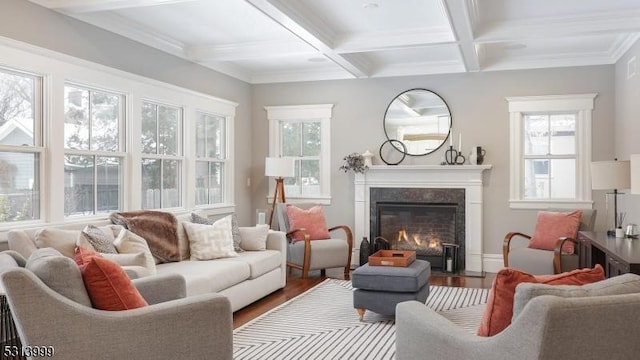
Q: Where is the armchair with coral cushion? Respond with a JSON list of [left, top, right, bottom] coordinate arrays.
[[276, 203, 353, 279], [503, 209, 596, 275], [0, 250, 233, 360]]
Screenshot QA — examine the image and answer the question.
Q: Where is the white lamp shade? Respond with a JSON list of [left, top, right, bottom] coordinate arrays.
[[591, 160, 631, 190], [265, 157, 295, 178], [631, 154, 640, 194]]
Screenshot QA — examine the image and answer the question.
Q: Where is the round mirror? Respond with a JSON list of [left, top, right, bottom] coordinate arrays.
[[383, 89, 452, 156]]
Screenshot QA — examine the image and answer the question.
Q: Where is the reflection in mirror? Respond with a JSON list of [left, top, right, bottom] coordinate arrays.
[[383, 89, 451, 156]]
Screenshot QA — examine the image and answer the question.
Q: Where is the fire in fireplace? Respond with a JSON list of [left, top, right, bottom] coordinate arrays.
[[395, 230, 443, 256]]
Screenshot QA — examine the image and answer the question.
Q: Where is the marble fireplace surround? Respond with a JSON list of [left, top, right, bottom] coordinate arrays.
[[353, 165, 492, 272]]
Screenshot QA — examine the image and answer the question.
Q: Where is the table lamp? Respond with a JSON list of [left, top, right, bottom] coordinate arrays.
[[265, 157, 295, 227], [591, 159, 630, 236]]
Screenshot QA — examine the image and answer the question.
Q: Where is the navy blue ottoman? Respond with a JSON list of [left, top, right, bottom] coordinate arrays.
[[352, 259, 430, 321]]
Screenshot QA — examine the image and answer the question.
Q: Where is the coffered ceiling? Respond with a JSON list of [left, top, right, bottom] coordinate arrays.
[[29, 0, 640, 84]]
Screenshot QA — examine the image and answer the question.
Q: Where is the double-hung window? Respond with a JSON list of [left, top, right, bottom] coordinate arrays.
[[141, 101, 183, 209], [0, 68, 42, 223], [195, 112, 226, 206], [64, 84, 125, 216], [266, 104, 332, 203], [507, 94, 596, 209]]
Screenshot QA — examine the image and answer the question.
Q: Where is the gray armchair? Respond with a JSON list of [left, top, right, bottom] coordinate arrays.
[[276, 203, 353, 279], [396, 290, 640, 360], [0, 251, 232, 360], [503, 209, 596, 274]]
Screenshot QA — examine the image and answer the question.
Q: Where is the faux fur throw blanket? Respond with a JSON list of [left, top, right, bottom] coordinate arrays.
[[110, 210, 180, 263]]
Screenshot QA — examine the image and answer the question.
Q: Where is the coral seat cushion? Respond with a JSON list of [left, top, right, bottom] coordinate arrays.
[[75, 247, 148, 311], [286, 205, 331, 242], [528, 210, 582, 254], [477, 264, 605, 337]]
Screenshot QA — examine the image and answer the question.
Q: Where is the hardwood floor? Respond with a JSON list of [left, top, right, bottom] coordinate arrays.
[[233, 271, 495, 328]]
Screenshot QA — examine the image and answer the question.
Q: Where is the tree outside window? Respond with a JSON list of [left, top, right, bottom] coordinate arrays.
[[63, 84, 124, 216], [0, 69, 41, 223], [141, 101, 182, 209]]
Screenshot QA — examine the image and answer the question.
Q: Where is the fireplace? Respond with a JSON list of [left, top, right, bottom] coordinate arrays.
[[370, 188, 465, 271], [353, 165, 491, 273]]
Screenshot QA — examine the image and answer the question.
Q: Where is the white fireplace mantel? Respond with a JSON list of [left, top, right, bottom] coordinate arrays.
[[353, 165, 492, 272]]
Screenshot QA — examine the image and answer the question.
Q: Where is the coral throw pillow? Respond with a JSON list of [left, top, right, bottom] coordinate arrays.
[[528, 210, 582, 254], [477, 264, 604, 337], [286, 205, 331, 242], [75, 247, 148, 311]]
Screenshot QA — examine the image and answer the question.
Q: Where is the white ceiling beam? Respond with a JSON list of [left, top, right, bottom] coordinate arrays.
[[29, 0, 198, 14], [186, 41, 318, 62], [475, 10, 640, 43], [443, 0, 481, 72], [334, 27, 455, 54], [246, 0, 370, 78]]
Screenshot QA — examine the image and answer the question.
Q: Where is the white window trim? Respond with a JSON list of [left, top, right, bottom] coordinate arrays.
[[506, 94, 597, 209], [266, 104, 333, 204], [0, 37, 237, 231], [193, 111, 233, 208]]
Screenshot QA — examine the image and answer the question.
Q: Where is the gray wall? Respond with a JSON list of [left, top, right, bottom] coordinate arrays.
[[615, 39, 640, 228], [0, 0, 254, 225], [252, 66, 615, 257]]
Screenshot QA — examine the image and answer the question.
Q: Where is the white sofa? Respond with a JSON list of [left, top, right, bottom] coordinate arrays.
[[6, 214, 287, 312]]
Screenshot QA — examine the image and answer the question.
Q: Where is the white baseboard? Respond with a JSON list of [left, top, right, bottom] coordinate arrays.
[[482, 253, 504, 273]]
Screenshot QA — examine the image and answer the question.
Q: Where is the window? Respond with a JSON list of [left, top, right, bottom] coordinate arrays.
[[195, 112, 226, 206], [141, 101, 183, 209], [507, 94, 596, 209], [64, 84, 125, 216], [0, 68, 42, 223], [266, 104, 332, 203]]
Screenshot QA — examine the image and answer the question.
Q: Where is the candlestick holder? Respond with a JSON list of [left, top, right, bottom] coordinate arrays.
[[444, 145, 465, 165]]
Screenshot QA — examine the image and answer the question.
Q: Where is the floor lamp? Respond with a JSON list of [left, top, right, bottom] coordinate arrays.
[[265, 157, 295, 227], [591, 159, 630, 236]]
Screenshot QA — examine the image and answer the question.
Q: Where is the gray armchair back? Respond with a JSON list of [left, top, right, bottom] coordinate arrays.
[[396, 290, 640, 360], [0, 251, 233, 360]]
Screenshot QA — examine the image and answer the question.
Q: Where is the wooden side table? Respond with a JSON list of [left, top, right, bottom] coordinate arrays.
[[578, 231, 640, 277]]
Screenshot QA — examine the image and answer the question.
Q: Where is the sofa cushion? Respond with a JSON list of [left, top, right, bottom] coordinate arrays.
[[219, 250, 282, 279], [239, 225, 270, 251], [191, 213, 244, 253], [81, 225, 118, 254], [78, 252, 149, 311], [34, 228, 81, 258], [183, 217, 238, 260], [112, 228, 157, 275], [156, 260, 250, 296], [25, 248, 92, 307], [528, 210, 582, 254], [512, 273, 640, 320], [477, 264, 605, 337], [286, 205, 330, 242]]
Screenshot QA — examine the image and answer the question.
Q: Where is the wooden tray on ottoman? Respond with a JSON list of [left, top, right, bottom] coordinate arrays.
[[368, 250, 416, 267]]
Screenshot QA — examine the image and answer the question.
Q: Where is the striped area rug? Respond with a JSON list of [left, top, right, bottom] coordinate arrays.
[[233, 279, 488, 360]]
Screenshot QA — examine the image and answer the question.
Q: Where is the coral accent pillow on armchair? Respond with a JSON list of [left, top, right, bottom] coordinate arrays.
[[75, 247, 148, 311], [477, 264, 605, 337], [528, 210, 582, 254], [286, 205, 330, 242]]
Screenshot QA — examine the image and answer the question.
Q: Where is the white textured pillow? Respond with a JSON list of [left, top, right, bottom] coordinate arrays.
[[112, 228, 157, 275], [183, 216, 238, 260], [239, 225, 270, 251], [35, 228, 81, 258]]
